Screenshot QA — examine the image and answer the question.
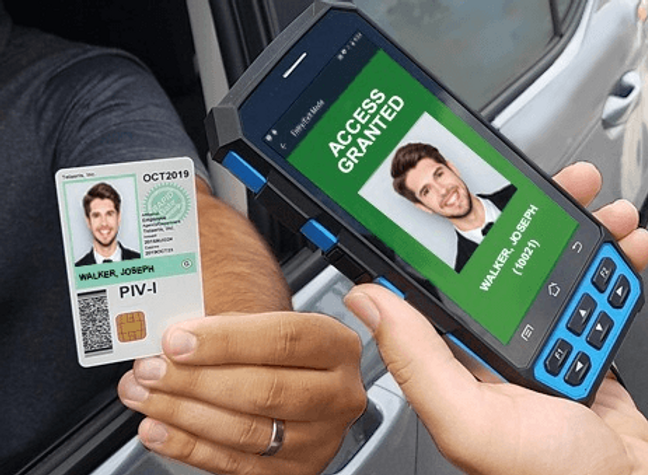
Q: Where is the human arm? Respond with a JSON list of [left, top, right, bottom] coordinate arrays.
[[119, 179, 366, 475], [31, 46, 362, 474], [194, 177, 292, 314], [344, 162, 648, 474]]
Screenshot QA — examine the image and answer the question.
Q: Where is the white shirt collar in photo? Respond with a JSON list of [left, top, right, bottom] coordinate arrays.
[[94, 243, 122, 264], [455, 196, 501, 245]]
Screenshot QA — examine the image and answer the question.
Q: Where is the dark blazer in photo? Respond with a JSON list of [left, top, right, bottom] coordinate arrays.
[[75, 243, 141, 267], [454, 184, 517, 273]]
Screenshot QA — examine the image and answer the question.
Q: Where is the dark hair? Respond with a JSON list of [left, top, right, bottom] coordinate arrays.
[[83, 182, 121, 217], [391, 143, 447, 203]]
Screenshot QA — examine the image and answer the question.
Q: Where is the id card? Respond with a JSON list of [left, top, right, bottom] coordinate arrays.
[[55, 157, 204, 367]]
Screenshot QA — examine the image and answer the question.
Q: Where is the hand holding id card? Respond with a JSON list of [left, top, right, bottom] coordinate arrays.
[[56, 157, 204, 367]]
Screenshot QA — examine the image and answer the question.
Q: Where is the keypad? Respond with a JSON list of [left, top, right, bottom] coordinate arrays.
[[534, 243, 640, 401]]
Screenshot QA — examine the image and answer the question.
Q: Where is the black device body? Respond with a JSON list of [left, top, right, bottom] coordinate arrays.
[[205, 1, 644, 404]]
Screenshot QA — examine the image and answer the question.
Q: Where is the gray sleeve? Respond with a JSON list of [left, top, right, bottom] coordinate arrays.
[[39, 52, 210, 182]]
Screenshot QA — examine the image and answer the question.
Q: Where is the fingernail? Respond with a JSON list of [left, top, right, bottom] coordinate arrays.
[[142, 420, 168, 445], [134, 357, 167, 382], [166, 328, 197, 357], [344, 291, 381, 332], [121, 375, 149, 403]]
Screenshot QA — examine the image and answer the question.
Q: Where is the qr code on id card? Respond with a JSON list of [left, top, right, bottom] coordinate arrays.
[[77, 290, 113, 356]]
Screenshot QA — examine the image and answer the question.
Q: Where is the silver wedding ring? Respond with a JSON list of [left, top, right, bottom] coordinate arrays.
[[260, 418, 285, 456]]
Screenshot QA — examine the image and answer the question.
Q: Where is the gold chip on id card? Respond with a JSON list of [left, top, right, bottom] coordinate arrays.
[[116, 311, 147, 343]]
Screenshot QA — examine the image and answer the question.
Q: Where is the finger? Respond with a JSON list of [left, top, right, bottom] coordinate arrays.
[[592, 377, 638, 413], [161, 312, 361, 369], [552, 161, 602, 207], [130, 356, 362, 421], [593, 199, 639, 241], [137, 418, 329, 475], [119, 371, 315, 455], [119, 371, 346, 468], [591, 378, 648, 443], [344, 284, 484, 429], [617, 227, 648, 272]]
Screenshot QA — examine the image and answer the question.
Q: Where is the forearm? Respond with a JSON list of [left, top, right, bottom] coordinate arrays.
[[196, 178, 292, 314]]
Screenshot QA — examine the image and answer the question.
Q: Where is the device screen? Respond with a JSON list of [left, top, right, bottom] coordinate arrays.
[[255, 22, 579, 345]]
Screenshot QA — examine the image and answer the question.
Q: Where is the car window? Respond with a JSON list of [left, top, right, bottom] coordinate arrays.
[[353, 0, 576, 111]]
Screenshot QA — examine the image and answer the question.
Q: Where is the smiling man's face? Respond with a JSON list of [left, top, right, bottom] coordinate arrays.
[[404, 157, 473, 219], [86, 198, 121, 248]]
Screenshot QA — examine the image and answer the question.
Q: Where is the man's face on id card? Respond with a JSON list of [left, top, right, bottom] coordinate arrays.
[[86, 198, 121, 247]]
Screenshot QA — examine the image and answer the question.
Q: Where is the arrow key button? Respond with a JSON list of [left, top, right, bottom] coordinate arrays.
[[609, 275, 630, 309], [586, 312, 614, 350], [565, 352, 591, 386], [567, 294, 596, 336]]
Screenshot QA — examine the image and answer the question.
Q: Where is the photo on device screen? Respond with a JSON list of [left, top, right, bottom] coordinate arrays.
[[359, 112, 516, 272]]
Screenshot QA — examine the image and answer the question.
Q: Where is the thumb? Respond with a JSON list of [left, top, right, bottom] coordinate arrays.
[[344, 283, 481, 428]]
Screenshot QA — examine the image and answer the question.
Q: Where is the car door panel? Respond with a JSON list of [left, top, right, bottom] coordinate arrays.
[[495, 0, 648, 209]]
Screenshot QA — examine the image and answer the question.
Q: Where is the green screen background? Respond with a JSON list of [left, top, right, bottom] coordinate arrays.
[[288, 50, 577, 344]]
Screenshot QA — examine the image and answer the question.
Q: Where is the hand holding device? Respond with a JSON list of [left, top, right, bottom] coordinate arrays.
[[118, 311, 366, 475], [206, 1, 644, 403], [345, 162, 648, 475]]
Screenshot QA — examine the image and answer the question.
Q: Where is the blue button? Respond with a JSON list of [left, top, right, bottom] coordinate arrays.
[[222, 151, 267, 193], [374, 276, 406, 299], [300, 219, 338, 252]]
